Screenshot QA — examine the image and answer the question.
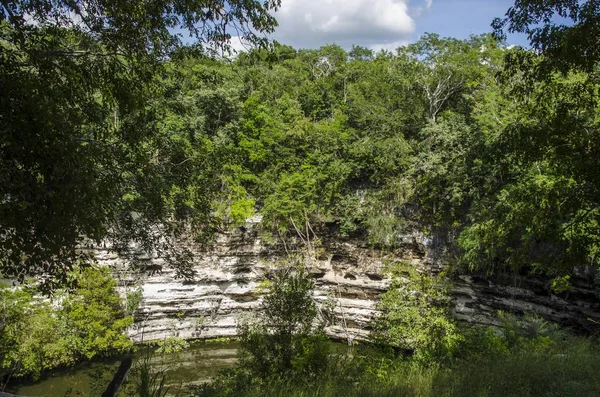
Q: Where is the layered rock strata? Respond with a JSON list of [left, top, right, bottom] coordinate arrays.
[[93, 216, 600, 342]]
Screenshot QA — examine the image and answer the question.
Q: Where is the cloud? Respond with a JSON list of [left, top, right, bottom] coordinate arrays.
[[228, 36, 253, 54], [271, 0, 418, 50], [370, 39, 410, 52], [412, 0, 433, 17]]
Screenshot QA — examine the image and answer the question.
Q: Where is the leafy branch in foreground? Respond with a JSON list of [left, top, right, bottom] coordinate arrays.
[[0, 266, 133, 380], [0, 0, 281, 288]]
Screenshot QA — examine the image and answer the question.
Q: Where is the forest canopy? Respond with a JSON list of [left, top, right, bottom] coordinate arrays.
[[1, 0, 600, 291], [0, 0, 281, 288]]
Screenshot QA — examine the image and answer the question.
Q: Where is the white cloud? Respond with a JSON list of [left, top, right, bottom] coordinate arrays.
[[228, 36, 253, 54], [370, 39, 410, 53], [412, 0, 433, 17], [271, 0, 418, 50]]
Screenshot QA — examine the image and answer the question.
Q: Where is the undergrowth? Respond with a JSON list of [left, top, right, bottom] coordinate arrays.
[[192, 313, 600, 397]]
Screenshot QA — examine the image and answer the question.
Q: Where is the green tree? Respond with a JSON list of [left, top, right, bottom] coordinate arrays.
[[493, 0, 600, 73], [449, 2, 600, 279], [401, 33, 502, 123], [373, 264, 462, 364], [0, 286, 70, 379], [238, 264, 329, 378], [61, 267, 133, 360], [0, 266, 133, 379], [0, 0, 281, 287]]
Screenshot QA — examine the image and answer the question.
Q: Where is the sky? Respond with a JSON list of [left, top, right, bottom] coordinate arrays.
[[261, 0, 530, 51]]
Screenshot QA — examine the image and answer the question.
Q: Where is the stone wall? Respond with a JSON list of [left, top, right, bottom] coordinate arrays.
[[94, 215, 600, 342]]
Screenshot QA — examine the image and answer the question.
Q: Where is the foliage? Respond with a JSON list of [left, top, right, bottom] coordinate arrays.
[[0, 0, 281, 287], [493, 0, 600, 73], [61, 267, 133, 360], [204, 337, 232, 344], [125, 286, 144, 316], [155, 337, 189, 355], [195, 264, 599, 397], [0, 266, 133, 379], [2, 0, 600, 295], [194, 316, 600, 397], [450, 0, 600, 281], [0, 287, 72, 379], [373, 264, 462, 364], [4, 0, 600, 393], [238, 265, 329, 379], [131, 353, 171, 397], [194, 262, 330, 396]]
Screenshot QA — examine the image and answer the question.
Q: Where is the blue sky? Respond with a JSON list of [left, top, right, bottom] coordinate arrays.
[[255, 0, 531, 51], [412, 0, 529, 46]]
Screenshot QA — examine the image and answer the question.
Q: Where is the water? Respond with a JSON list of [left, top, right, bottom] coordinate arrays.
[[6, 341, 239, 397]]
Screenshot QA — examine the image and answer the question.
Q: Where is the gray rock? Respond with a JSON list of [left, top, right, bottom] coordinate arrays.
[[92, 216, 600, 342]]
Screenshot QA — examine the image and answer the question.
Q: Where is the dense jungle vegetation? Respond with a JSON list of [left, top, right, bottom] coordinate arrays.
[[3, 0, 600, 288], [3, 0, 600, 395]]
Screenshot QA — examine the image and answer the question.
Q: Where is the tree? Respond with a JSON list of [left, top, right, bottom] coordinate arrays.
[[493, 0, 600, 73], [0, 0, 280, 59], [400, 33, 502, 123], [373, 263, 461, 364], [449, 0, 600, 279], [0, 266, 133, 379], [238, 264, 329, 379], [0, 0, 281, 287], [61, 267, 133, 360], [457, 66, 600, 278]]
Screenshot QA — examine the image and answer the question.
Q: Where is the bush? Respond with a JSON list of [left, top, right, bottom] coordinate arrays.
[[0, 266, 133, 379], [196, 335, 600, 397], [373, 263, 462, 364], [193, 262, 331, 396], [193, 258, 600, 397], [194, 306, 600, 397], [238, 265, 330, 379]]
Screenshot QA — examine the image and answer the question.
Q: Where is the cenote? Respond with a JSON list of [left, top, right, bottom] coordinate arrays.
[[5, 341, 239, 397]]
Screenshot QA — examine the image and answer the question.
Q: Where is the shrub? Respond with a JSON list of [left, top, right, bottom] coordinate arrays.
[[372, 263, 462, 364], [193, 261, 331, 396], [0, 266, 133, 379], [238, 265, 329, 379]]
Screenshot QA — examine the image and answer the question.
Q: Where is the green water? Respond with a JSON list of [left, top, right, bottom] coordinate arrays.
[[6, 341, 239, 397]]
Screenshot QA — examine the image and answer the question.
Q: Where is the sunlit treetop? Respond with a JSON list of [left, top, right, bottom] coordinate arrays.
[[493, 0, 600, 73]]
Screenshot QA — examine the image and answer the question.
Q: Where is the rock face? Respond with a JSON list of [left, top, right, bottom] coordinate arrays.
[[94, 216, 600, 342], [453, 272, 600, 332]]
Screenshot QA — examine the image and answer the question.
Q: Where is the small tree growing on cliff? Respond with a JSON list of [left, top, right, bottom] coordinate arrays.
[[238, 262, 329, 380], [373, 263, 462, 364]]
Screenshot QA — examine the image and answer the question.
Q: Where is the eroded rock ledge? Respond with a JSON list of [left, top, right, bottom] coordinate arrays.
[[93, 216, 600, 342]]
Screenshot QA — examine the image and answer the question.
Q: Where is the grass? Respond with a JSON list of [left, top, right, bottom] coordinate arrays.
[[130, 353, 170, 397], [193, 336, 600, 397]]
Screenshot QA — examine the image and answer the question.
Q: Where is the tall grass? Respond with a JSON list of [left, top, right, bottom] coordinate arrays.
[[432, 338, 600, 397], [131, 353, 170, 397], [193, 336, 600, 397]]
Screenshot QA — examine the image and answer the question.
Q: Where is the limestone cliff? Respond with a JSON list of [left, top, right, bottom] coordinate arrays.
[[93, 216, 600, 342]]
